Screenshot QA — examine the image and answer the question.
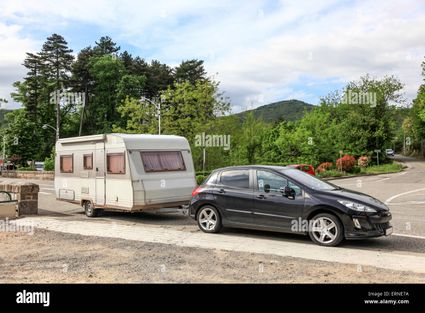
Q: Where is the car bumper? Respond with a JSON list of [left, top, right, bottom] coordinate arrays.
[[345, 212, 392, 239]]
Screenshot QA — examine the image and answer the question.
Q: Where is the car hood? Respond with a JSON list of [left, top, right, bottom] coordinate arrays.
[[315, 188, 389, 211]]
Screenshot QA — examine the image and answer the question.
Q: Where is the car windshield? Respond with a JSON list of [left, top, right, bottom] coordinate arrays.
[[281, 168, 338, 191]]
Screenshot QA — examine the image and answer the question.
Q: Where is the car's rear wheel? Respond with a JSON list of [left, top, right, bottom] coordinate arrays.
[[197, 206, 222, 233], [309, 213, 344, 246], [84, 201, 98, 217]]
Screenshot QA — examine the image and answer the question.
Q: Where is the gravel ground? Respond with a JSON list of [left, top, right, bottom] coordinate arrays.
[[1, 229, 425, 283]]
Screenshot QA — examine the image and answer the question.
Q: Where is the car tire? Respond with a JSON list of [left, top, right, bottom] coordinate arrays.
[[197, 205, 222, 233], [84, 201, 98, 218], [309, 213, 344, 247]]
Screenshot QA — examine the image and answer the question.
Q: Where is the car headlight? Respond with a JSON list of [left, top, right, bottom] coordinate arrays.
[[337, 200, 377, 213]]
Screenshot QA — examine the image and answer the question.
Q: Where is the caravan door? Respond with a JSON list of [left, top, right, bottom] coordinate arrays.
[[95, 142, 106, 206]]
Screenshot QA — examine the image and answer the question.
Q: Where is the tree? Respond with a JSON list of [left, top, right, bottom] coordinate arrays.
[[344, 75, 403, 158], [112, 97, 156, 134], [174, 59, 207, 85], [145, 60, 174, 98], [0, 98, 8, 108], [93, 36, 120, 56], [40, 33, 75, 141], [120, 51, 134, 72], [71, 47, 95, 135], [3, 110, 42, 164], [232, 112, 269, 164], [160, 80, 230, 139], [89, 55, 125, 133]]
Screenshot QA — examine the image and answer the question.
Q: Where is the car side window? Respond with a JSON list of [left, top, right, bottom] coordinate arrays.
[[257, 170, 287, 193], [220, 170, 250, 189], [288, 181, 302, 197], [204, 172, 218, 185]]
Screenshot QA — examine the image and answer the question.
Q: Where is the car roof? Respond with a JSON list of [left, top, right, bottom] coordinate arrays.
[[211, 165, 289, 172]]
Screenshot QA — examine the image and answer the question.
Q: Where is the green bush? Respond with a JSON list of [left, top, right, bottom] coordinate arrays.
[[196, 171, 211, 177], [350, 166, 361, 174], [317, 170, 344, 178], [44, 157, 54, 171], [196, 175, 207, 185], [43, 149, 55, 171]]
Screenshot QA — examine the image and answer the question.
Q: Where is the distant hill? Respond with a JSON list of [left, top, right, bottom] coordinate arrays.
[[235, 99, 314, 123]]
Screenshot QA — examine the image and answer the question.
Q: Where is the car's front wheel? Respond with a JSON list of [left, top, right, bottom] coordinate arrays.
[[309, 213, 344, 246], [197, 206, 222, 233]]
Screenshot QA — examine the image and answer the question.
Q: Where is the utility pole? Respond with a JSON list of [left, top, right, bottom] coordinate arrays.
[[140, 96, 161, 135], [403, 132, 406, 156]]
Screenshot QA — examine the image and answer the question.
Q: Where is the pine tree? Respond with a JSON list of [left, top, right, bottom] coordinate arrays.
[[93, 36, 120, 56], [40, 33, 74, 141], [174, 59, 207, 85], [22, 53, 43, 119], [71, 47, 95, 135]]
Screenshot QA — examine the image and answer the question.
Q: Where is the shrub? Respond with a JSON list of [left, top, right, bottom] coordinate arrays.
[[316, 162, 333, 173], [318, 170, 344, 178], [43, 149, 55, 171], [336, 154, 356, 172], [351, 166, 361, 174], [358, 156, 369, 168], [44, 157, 54, 171], [196, 175, 207, 185]]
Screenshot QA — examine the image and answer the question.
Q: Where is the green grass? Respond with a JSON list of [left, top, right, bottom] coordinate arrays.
[[360, 162, 404, 174], [317, 170, 345, 178]]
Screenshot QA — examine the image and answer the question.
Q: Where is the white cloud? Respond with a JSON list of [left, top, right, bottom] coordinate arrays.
[[0, 0, 424, 111], [0, 22, 39, 109]]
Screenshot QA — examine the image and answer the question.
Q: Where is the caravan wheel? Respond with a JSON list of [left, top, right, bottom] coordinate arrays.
[[84, 201, 98, 217]]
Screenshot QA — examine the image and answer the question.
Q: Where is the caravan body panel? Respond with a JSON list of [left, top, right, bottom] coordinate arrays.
[[55, 134, 196, 212]]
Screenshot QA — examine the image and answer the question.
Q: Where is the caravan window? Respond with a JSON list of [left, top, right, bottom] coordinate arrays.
[[107, 153, 126, 174], [60, 155, 73, 173], [83, 154, 93, 170], [140, 151, 186, 172]]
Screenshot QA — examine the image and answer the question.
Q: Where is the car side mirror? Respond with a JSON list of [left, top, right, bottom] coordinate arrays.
[[283, 186, 296, 199], [264, 184, 271, 193]]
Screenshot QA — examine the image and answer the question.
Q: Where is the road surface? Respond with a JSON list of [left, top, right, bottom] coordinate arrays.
[[1, 155, 425, 280]]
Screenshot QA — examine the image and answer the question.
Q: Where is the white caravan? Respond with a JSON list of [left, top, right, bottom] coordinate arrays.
[[55, 134, 196, 217]]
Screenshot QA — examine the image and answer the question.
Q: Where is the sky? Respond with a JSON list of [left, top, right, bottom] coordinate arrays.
[[0, 0, 425, 112]]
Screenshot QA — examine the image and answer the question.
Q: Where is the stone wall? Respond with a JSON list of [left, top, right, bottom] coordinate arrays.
[[0, 171, 54, 181], [0, 182, 39, 216]]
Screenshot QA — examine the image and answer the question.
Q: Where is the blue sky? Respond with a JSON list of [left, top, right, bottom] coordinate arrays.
[[1, 0, 425, 112]]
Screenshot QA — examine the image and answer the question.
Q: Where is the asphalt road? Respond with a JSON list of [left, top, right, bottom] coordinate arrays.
[[2, 155, 425, 256]]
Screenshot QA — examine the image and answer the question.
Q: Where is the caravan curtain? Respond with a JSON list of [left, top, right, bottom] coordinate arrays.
[[107, 153, 125, 174], [140, 151, 186, 172], [60, 155, 73, 173]]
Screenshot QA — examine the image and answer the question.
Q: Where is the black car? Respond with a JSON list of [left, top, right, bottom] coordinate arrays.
[[189, 165, 393, 246]]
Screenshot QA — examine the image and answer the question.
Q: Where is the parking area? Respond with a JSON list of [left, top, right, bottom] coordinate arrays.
[[1, 155, 425, 283]]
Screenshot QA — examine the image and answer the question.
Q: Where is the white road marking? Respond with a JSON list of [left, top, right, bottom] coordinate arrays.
[[389, 201, 425, 205], [372, 177, 391, 183], [385, 188, 425, 204], [393, 233, 425, 240]]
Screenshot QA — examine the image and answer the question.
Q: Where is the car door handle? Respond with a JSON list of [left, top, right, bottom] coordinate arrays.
[[257, 194, 266, 199], [218, 188, 225, 194]]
